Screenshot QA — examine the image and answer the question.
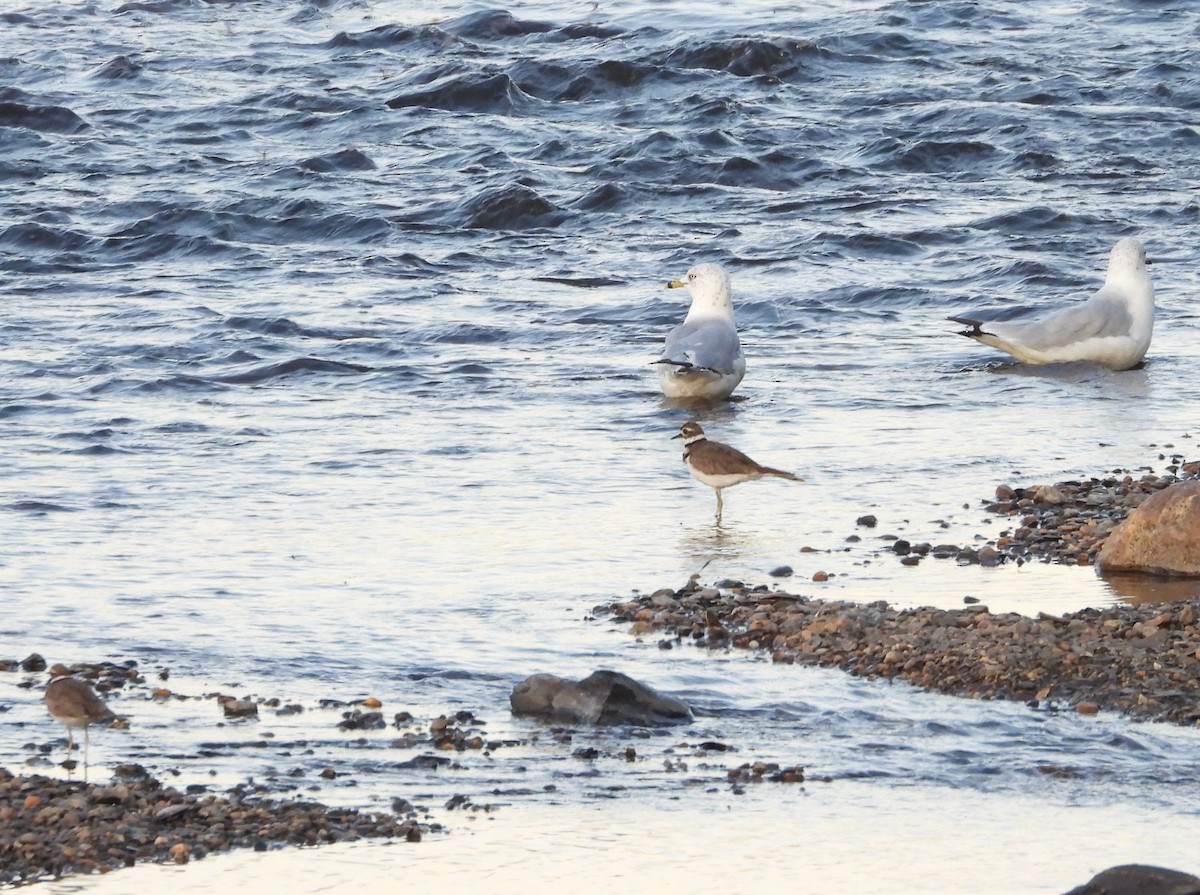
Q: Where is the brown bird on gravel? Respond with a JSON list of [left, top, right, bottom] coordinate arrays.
[[44, 665, 119, 781]]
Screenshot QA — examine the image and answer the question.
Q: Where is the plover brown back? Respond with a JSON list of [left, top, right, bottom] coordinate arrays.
[[44, 665, 118, 780], [673, 421, 803, 522]]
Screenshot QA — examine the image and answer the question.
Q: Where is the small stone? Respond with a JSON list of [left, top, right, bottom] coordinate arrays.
[[1076, 702, 1099, 715], [20, 653, 46, 672], [900, 556, 920, 567], [221, 698, 258, 719], [169, 843, 190, 865], [856, 514, 877, 528], [769, 565, 793, 578], [1034, 485, 1064, 505], [996, 484, 1015, 501], [812, 571, 829, 582], [891, 539, 911, 555]]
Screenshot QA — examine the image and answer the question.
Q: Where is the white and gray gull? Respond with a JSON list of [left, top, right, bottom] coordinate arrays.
[[653, 262, 746, 401], [949, 237, 1154, 371]]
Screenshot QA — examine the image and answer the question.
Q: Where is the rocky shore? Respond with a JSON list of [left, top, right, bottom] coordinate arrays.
[[604, 583, 1200, 726], [0, 765, 424, 885], [884, 457, 1199, 569]]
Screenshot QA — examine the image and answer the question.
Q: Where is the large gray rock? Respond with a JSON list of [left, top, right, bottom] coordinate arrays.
[[1097, 481, 1200, 577], [1063, 864, 1200, 895], [510, 670, 693, 726]]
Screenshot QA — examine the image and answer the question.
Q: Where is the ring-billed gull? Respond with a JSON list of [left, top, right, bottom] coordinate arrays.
[[653, 263, 746, 401], [673, 421, 803, 523], [949, 237, 1154, 370]]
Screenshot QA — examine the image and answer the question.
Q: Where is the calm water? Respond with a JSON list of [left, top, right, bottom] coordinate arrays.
[[3, 0, 1200, 890]]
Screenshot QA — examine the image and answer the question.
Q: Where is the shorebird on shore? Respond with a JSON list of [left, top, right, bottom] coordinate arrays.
[[673, 421, 803, 523], [653, 263, 746, 402], [949, 237, 1154, 370], [44, 665, 119, 781]]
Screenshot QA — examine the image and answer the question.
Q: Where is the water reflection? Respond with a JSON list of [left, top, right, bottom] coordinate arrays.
[[1099, 570, 1200, 604], [679, 519, 755, 566]]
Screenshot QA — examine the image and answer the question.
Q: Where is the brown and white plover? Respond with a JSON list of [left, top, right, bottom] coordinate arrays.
[[673, 421, 804, 522]]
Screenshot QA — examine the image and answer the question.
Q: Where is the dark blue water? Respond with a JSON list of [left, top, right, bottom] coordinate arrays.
[[4, 1, 1200, 891]]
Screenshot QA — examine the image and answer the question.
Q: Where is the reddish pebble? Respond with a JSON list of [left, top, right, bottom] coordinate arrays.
[[812, 571, 829, 582]]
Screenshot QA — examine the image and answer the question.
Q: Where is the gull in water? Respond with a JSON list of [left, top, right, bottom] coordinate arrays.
[[653, 263, 746, 401], [949, 237, 1154, 370], [673, 421, 803, 523]]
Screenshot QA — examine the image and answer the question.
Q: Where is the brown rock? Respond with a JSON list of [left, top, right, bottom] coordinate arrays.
[[1097, 481, 1200, 577], [1063, 863, 1200, 895], [510, 670, 692, 726]]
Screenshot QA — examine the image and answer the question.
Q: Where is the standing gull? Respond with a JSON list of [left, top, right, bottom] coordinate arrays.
[[653, 263, 746, 401], [949, 237, 1154, 370], [673, 422, 803, 523], [44, 665, 119, 780]]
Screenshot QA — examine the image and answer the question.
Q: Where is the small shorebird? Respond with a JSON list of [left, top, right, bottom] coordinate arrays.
[[44, 665, 118, 780], [653, 263, 746, 402], [673, 422, 804, 522], [949, 237, 1154, 370]]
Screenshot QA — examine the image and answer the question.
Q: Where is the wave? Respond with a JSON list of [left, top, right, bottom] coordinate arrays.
[[456, 183, 566, 230], [0, 93, 89, 134], [213, 357, 373, 385]]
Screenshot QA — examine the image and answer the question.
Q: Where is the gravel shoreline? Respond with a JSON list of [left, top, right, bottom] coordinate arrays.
[[604, 584, 1200, 726], [0, 765, 423, 885], [882, 459, 1199, 569]]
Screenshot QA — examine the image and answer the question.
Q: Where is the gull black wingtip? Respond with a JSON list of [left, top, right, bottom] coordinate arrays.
[[948, 314, 984, 336]]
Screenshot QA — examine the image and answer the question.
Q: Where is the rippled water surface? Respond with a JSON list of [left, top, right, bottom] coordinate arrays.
[[3, 0, 1200, 890]]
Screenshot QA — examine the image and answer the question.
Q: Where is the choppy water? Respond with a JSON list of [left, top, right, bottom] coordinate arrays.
[[4, 0, 1200, 890]]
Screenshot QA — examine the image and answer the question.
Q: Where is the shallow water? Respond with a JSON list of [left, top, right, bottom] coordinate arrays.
[[3, 0, 1200, 889]]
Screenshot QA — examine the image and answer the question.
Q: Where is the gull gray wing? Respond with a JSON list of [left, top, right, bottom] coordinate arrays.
[[984, 287, 1134, 352], [660, 319, 743, 374]]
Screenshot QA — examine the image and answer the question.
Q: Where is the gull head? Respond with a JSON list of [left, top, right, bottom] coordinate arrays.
[[1106, 237, 1148, 283], [667, 263, 734, 318]]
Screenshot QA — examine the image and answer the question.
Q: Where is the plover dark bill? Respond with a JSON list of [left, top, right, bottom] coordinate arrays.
[[653, 263, 746, 402], [949, 237, 1153, 370], [673, 421, 803, 522], [44, 665, 119, 780]]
